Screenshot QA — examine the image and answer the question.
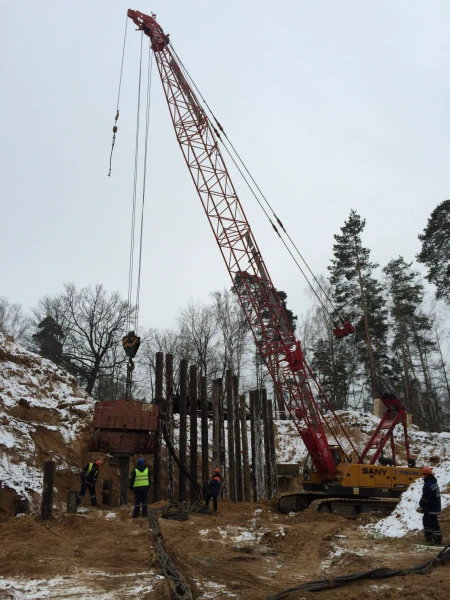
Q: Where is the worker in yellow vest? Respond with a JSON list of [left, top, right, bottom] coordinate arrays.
[[77, 460, 103, 506], [129, 457, 151, 517]]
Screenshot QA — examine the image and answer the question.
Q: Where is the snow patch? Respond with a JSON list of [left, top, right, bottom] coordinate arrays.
[[365, 462, 450, 538], [0, 570, 163, 600]]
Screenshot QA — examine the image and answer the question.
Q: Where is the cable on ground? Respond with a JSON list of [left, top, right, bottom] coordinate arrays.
[[149, 507, 193, 599], [148, 420, 216, 600], [264, 542, 450, 598]]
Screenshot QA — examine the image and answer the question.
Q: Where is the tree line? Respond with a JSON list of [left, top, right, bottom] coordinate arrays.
[[301, 200, 450, 431], [1, 199, 449, 431]]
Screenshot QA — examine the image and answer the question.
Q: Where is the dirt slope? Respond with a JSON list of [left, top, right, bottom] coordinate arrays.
[[0, 333, 125, 515]]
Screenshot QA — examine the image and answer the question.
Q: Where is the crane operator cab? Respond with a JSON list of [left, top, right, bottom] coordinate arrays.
[[302, 446, 345, 490]]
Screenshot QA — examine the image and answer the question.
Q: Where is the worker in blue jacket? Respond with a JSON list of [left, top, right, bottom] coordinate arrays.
[[417, 466, 442, 545], [129, 457, 151, 518], [205, 467, 221, 513]]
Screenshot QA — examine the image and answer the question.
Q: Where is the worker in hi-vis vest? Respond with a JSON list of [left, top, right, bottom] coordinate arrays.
[[129, 457, 151, 517], [77, 460, 103, 506]]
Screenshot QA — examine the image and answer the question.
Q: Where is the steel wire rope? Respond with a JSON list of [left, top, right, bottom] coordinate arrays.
[[214, 132, 336, 322], [108, 15, 128, 176], [134, 46, 154, 333], [127, 30, 144, 333], [169, 44, 345, 324], [168, 45, 333, 321]]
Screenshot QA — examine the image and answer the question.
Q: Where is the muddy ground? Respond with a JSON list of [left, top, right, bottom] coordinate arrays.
[[0, 499, 449, 600]]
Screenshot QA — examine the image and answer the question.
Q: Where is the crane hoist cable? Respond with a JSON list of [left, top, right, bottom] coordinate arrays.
[[135, 48, 154, 333], [170, 44, 351, 332], [108, 15, 128, 177], [127, 29, 144, 329], [123, 35, 153, 399]]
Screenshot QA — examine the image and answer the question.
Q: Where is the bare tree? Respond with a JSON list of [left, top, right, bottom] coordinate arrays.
[[0, 297, 32, 345], [178, 300, 219, 379], [211, 289, 251, 383], [33, 283, 134, 396], [135, 327, 191, 400]]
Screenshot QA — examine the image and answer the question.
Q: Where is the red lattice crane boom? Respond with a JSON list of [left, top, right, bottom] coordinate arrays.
[[126, 9, 363, 481]]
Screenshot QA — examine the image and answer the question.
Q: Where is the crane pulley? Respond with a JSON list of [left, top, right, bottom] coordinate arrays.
[[122, 331, 141, 399]]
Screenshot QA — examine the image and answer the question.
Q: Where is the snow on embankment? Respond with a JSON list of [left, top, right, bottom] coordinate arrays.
[[273, 408, 450, 538], [0, 333, 94, 505], [274, 409, 450, 468], [365, 461, 450, 538]]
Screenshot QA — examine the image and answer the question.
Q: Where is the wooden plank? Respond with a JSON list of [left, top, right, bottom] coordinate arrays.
[[179, 359, 188, 502], [153, 351, 164, 502], [166, 353, 175, 502], [66, 491, 78, 514], [233, 375, 243, 502], [261, 388, 273, 499], [200, 375, 209, 493], [119, 456, 130, 506], [249, 390, 257, 502], [102, 480, 113, 506], [212, 378, 221, 472], [226, 370, 236, 502], [41, 460, 55, 520], [189, 364, 198, 501], [268, 399, 279, 495], [252, 389, 266, 501], [240, 394, 251, 502]]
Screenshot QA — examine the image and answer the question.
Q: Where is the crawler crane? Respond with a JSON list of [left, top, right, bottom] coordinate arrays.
[[124, 9, 422, 516]]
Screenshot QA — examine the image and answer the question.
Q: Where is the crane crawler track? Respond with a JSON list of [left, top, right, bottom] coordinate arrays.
[[310, 496, 399, 517], [275, 492, 399, 517]]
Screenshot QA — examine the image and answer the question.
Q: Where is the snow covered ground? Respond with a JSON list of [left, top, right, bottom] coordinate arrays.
[[0, 570, 163, 599]]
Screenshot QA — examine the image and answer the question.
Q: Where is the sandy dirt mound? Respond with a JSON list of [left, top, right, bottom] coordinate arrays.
[[0, 333, 125, 515]]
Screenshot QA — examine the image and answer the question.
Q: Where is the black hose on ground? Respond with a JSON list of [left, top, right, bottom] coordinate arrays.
[[148, 419, 216, 598], [265, 542, 450, 598]]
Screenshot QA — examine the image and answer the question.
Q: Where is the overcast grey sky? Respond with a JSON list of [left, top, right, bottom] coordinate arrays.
[[1, 1, 449, 335]]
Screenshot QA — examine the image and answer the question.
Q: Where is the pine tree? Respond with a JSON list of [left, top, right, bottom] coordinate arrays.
[[276, 291, 298, 331], [383, 257, 442, 430], [310, 336, 351, 410], [417, 199, 450, 304], [32, 316, 64, 364], [328, 210, 389, 401]]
